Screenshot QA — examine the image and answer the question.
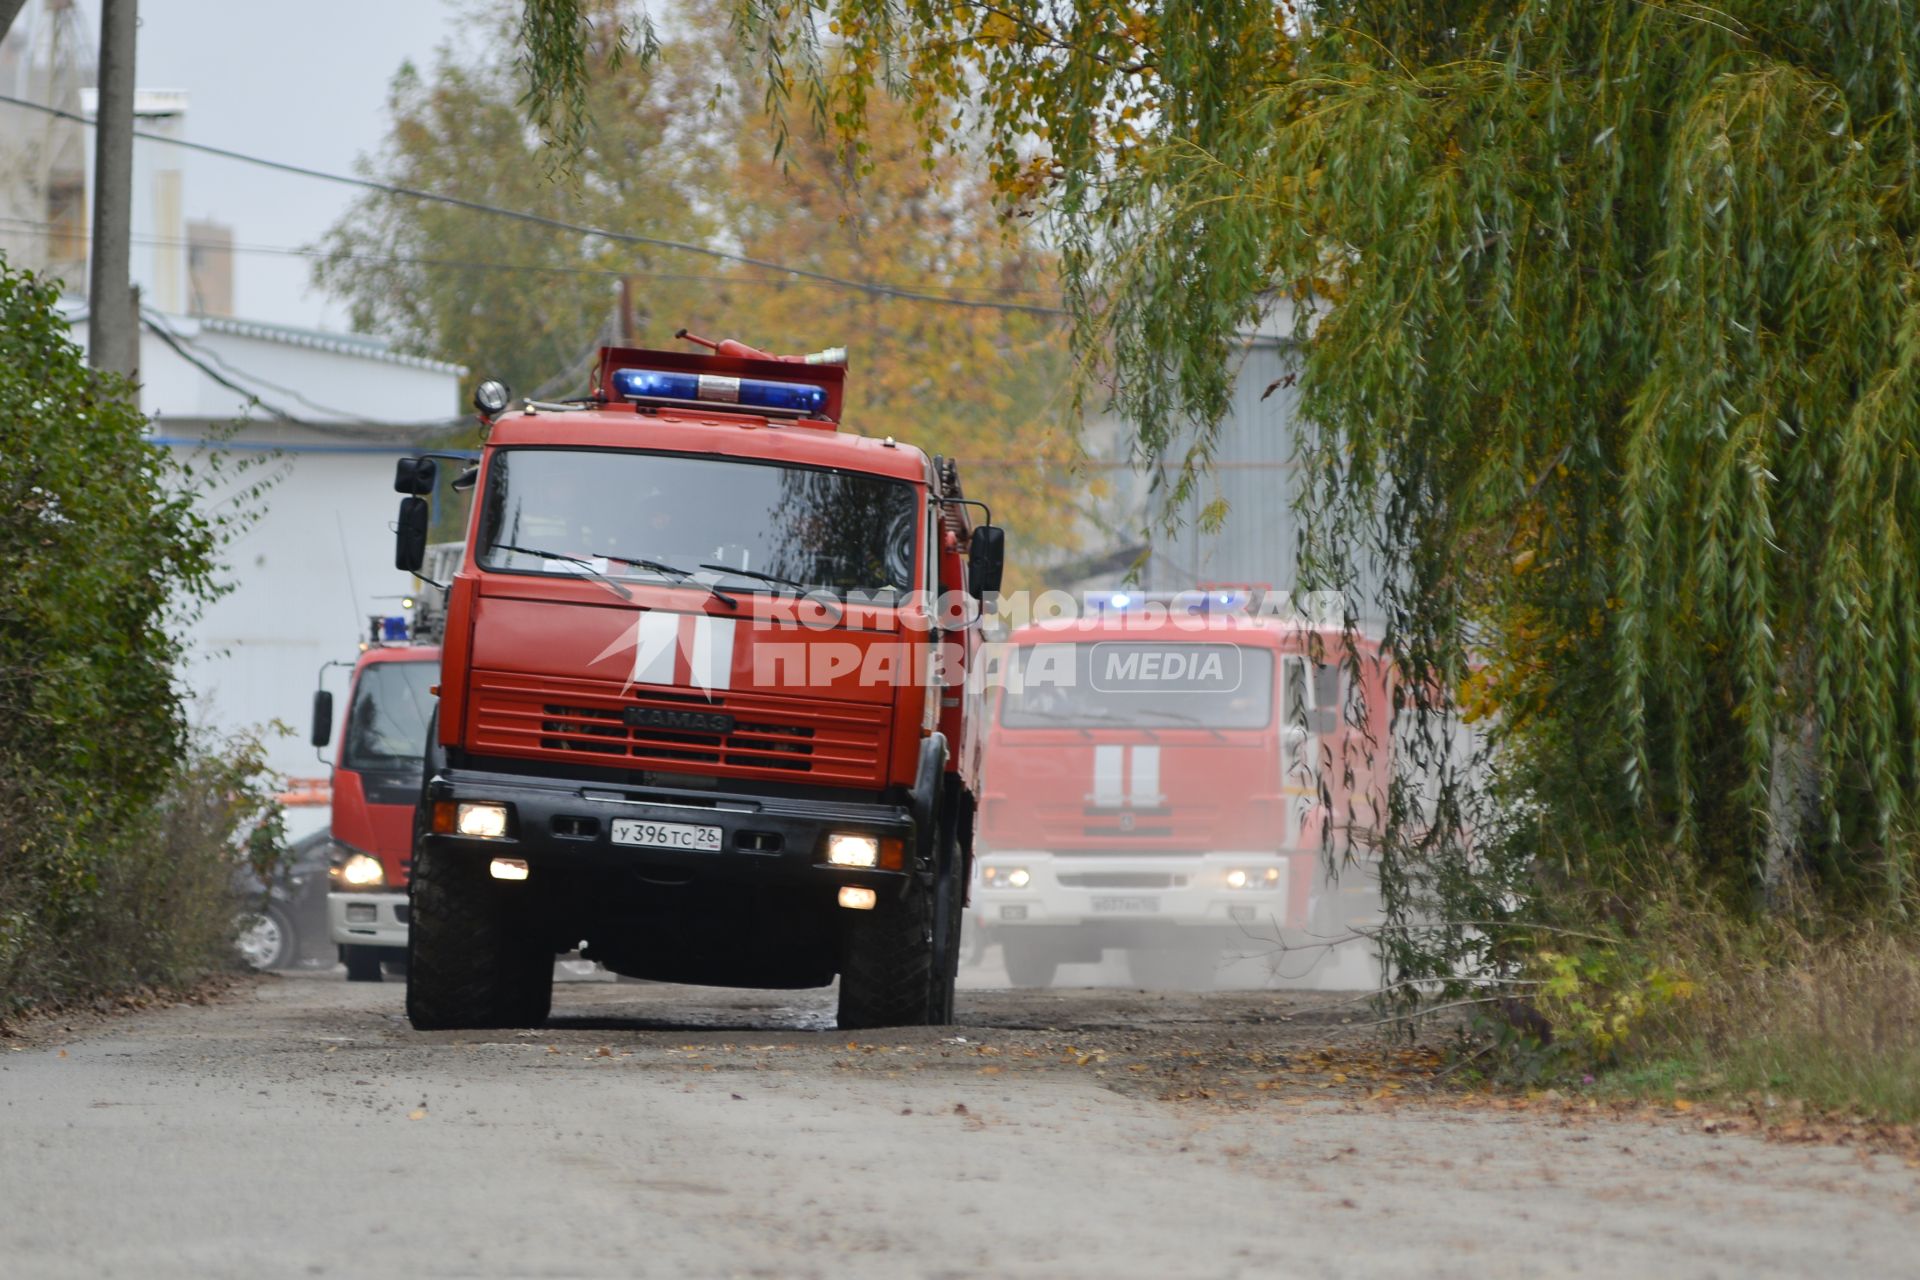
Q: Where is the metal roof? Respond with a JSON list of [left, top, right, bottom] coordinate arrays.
[[193, 315, 467, 376]]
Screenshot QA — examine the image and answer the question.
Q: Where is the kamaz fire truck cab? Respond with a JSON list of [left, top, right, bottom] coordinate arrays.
[[311, 604, 445, 981], [389, 335, 1003, 1030], [974, 591, 1384, 989]]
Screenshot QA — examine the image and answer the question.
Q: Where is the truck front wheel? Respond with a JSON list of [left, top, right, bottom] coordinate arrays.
[[837, 878, 933, 1030], [1001, 937, 1058, 988], [342, 945, 384, 983], [405, 845, 553, 1030]]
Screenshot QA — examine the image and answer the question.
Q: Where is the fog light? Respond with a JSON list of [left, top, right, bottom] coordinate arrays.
[[1005, 868, 1031, 888], [345, 901, 377, 923], [838, 886, 877, 910], [489, 858, 529, 881], [456, 802, 509, 838], [827, 833, 880, 868], [1226, 869, 1249, 889], [1264, 867, 1281, 885], [338, 853, 385, 888]]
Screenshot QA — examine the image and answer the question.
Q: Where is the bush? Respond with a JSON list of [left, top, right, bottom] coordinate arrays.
[[0, 254, 276, 1017], [0, 733, 286, 1011]]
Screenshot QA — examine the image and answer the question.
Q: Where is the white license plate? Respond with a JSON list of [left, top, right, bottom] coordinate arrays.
[[1090, 895, 1160, 914], [610, 818, 724, 852]]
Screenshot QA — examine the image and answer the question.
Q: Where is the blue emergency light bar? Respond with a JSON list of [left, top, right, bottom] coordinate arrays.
[[380, 615, 408, 641], [1086, 589, 1253, 615], [612, 367, 829, 417]]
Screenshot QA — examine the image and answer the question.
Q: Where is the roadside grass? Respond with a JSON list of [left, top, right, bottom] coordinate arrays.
[[1600, 919, 1920, 1125]]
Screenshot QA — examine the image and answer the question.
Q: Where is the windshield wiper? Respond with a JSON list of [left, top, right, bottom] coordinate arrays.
[[490, 543, 633, 601], [607, 553, 738, 610], [1132, 707, 1227, 740], [698, 564, 841, 621]]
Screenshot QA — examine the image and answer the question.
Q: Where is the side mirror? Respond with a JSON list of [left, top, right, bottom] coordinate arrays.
[[310, 689, 334, 748], [967, 525, 1006, 599], [395, 496, 430, 572], [394, 456, 438, 496]]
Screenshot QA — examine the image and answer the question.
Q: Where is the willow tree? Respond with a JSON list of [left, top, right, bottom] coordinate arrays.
[[515, 2, 1920, 967]]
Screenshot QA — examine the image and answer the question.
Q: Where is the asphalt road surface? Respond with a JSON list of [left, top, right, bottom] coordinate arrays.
[[3, 971, 1916, 1279]]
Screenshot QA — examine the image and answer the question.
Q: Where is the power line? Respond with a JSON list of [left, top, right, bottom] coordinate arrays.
[[0, 92, 1070, 318], [0, 214, 1062, 299]]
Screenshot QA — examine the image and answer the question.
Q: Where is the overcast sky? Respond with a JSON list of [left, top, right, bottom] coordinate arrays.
[[70, 0, 468, 330]]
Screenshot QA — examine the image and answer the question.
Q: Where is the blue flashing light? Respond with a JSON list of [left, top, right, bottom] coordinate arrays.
[[380, 615, 409, 641], [1109, 592, 1132, 609], [613, 367, 828, 416]]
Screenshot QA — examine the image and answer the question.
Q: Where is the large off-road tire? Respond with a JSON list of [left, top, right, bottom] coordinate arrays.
[[342, 945, 385, 983], [405, 844, 553, 1030], [837, 879, 933, 1030], [926, 821, 965, 1025], [1001, 937, 1058, 989]]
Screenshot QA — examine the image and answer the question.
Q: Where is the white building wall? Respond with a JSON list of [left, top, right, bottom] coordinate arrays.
[[63, 309, 464, 808]]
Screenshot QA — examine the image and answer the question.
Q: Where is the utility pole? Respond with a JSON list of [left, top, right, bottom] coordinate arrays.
[[0, 1, 31, 49], [87, 0, 137, 377]]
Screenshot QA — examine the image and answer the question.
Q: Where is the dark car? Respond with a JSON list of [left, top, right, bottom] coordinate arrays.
[[234, 829, 336, 971]]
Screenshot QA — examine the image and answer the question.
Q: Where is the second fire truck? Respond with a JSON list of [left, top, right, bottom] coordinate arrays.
[[972, 590, 1388, 988], [311, 553, 455, 980]]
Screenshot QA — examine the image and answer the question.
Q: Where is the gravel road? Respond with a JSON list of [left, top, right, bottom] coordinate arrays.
[[3, 971, 1915, 1279]]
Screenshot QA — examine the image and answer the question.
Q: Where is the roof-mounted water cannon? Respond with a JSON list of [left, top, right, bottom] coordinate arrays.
[[674, 328, 846, 367]]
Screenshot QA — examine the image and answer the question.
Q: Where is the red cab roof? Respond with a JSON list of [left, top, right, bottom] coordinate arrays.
[[484, 403, 932, 484]]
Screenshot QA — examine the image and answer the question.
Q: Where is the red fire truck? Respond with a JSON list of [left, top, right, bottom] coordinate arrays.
[[386, 335, 1003, 1029], [972, 591, 1388, 988], [311, 615, 443, 981]]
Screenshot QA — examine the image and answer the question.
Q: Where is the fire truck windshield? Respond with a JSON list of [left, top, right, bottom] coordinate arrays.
[[342, 661, 438, 771], [477, 448, 919, 597], [999, 642, 1276, 730]]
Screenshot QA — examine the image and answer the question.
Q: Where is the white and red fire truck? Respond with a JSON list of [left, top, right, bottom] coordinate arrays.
[[972, 590, 1389, 988]]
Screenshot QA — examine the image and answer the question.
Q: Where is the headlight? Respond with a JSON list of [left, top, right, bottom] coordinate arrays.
[[455, 802, 509, 839], [826, 833, 880, 868], [337, 853, 385, 888], [1225, 867, 1283, 890], [983, 866, 1031, 889]]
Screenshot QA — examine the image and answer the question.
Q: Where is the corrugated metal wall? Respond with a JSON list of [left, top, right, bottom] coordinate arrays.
[[1145, 337, 1306, 595], [1070, 331, 1385, 624]]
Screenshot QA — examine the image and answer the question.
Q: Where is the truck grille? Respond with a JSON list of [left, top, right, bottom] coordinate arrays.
[[1057, 872, 1186, 890], [467, 671, 889, 786]]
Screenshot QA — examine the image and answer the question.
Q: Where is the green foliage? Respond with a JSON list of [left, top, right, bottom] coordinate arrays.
[[0, 255, 275, 1014], [1532, 946, 1696, 1065]]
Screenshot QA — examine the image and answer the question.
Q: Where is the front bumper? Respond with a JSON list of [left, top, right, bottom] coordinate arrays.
[[419, 765, 918, 891], [327, 892, 409, 950], [971, 851, 1308, 939]]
